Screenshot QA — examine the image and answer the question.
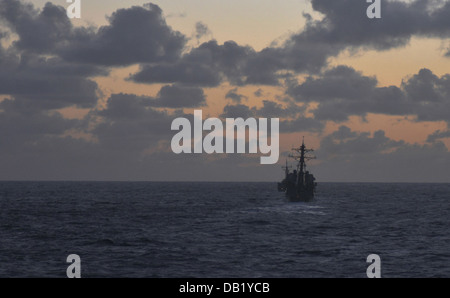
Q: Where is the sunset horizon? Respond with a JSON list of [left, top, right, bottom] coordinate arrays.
[[1, 0, 450, 182]]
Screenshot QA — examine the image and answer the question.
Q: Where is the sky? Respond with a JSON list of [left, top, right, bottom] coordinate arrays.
[[1, 0, 450, 182]]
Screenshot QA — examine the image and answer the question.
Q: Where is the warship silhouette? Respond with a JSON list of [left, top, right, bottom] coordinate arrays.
[[277, 138, 317, 202]]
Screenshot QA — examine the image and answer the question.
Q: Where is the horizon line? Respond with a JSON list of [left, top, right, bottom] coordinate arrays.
[[0, 180, 449, 184]]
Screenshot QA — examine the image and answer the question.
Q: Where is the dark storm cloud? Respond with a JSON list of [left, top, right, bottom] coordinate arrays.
[[220, 104, 253, 119], [0, 52, 102, 110], [319, 125, 405, 156], [234, 0, 450, 77], [307, 0, 450, 50], [0, 101, 78, 146], [0, 0, 71, 54], [220, 101, 323, 133], [130, 40, 257, 86], [274, 38, 342, 74], [59, 3, 186, 66], [255, 100, 305, 119], [0, 1, 102, 180], [0, 93, 190, 180], [6, 0, 450, 93], [155, 84, 206, 108], [131, 39, 293, 87], [280, 116, 324, 133], [185, 41, 254, 86], [0, 29, 9, 39], [104, 85, 206, 110], [91, 86, 206, 151], [2, 0, 450, 182], [426, 129, 450, 143], [287, 66, 450, 122], [1, 1, 186, 66], [0, 1, 191, 181], [225, 88, 247, 103], [130, 61, 222, 87], [0, 1, 106, 110], [89, 91, 201, 156], [0, 33, 102, 110], [0, 141, 280, 181], [315, 125, 450, 182], [254, 89, 263, 97], [94, 104, 176, 152], [242, 47, 285, 85], [288, 66, 378, 102], [126, 0, 450, 88], [195, 22, 211, 40], [129, 37, 322, 87], [220, 101, 299, 119], [401, 68, 450, 103], [0, 97, 81, 165]]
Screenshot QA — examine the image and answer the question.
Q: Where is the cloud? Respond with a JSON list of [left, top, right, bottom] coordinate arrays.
[[401, 68, 450, 103], [0, 0, 72, 54], [0, 52, 102, 110], [0, 101, 79, 149], [194, 22, 211, 41], [130, 40, 256, 86], [307, 0, 450, 51], [105, 85, 206, 110], [220, 101, 323, 133], [315, 125, 450, 182], [6, 0, 450, 89], [93, 104, 177, 152], [319, 125, 405, 156], [220, 103, 253, 119], [254, 88, 263, 97], [92, 85, 207, 153], [155, 84, 207, 108], [0, 94, 192, 181], [280, 116, 324, 133], [426, 129, 450, 142], [287, 65, 450, 123], [130, 39, 291, 87], [225, 88, 247, 103], [215, 0, 450, 78], [1, 0, 450, 182], [1, 1, 186, 66], [0, 1, 106, 111], [288, 66, 378, 102], [59, 3, 186, 66], [0, 1, 196, 180], [130, 60, 222, 87], [125, 0, 450, 88], [127, 0, 450, 88]]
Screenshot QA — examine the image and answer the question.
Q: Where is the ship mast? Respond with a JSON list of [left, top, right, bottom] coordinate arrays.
[[299, 137, 305, 175], [281, 159, 291, 178], [289, 137, 315, 184], [281, 137, 317, 201]]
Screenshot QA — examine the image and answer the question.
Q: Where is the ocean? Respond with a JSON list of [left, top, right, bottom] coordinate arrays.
[[0, 181, 449, 278]]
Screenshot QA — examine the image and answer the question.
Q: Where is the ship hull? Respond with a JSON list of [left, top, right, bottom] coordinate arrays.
[[287, 193, 314, 202], [277, 181, 287, 192], [277, 139, 317, 202], [284, 179, 315, 202], [286, 185, 314, 202]]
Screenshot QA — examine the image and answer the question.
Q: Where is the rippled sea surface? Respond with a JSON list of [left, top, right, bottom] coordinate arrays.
[[0, 182, 449, 277]]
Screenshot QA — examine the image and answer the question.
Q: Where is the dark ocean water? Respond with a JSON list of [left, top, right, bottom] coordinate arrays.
[[0, 181, 449, 278]]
